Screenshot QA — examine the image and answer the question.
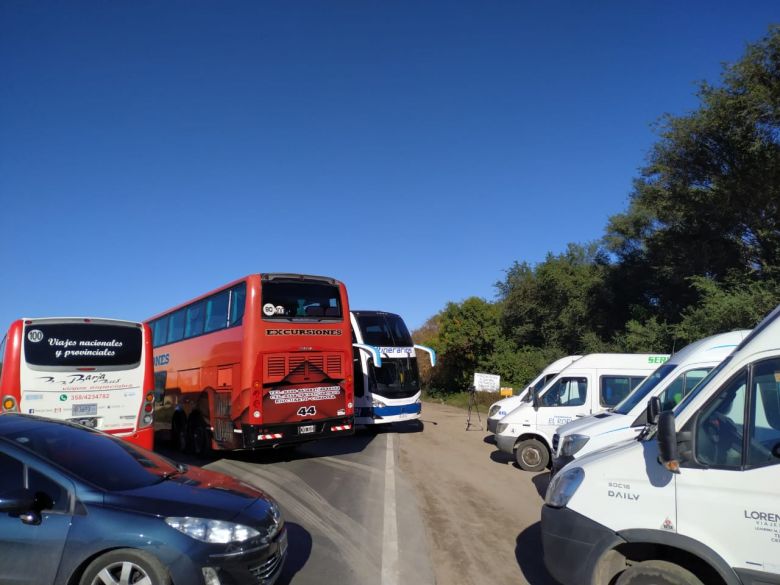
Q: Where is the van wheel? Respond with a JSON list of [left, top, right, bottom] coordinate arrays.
[[189, 415, 212, 459], [515, 439, 549, 472], [171, 413, 187, 452], [80, 548, 171, 585], [616, 560, 704, 585]]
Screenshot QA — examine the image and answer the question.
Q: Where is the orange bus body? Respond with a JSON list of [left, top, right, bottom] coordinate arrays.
[[0, 318, 155, 449], [146, 274, 355, 452]]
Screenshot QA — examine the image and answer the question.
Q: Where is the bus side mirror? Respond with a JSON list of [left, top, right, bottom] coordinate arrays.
[[657, 410, 680, 473], [646, 396, 661, 425]]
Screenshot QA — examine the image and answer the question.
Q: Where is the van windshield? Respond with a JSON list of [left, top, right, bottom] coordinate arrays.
[[613, 364, 677, 415], [674, 357, 732, 416]]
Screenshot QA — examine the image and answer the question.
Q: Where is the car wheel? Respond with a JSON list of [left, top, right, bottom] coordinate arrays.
[[80, 548, 171, 585], [171, 412, 187, 452], [515, 439, 549, 472], [616, 560, 704, 585], [189, 415, 212, 458]]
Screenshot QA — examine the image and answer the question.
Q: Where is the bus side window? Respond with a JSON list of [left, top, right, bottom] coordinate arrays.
[[154, 371, 167, 404], [185, 302, 206, 338], [205, 290, 230, 333], [168, 310, 186, 343], [152, 316, 168, 348], [229, 284, 246, 327]]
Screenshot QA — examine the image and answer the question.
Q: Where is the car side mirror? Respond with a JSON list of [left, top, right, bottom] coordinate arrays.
[[646, 396, 661, 425], [656, 410, 680, 473]]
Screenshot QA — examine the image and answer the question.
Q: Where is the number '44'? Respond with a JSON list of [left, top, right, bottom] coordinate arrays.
[[297, 405, 316, 417]]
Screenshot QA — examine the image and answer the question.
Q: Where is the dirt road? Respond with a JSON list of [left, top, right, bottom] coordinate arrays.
[[399, 401, 558, 585]]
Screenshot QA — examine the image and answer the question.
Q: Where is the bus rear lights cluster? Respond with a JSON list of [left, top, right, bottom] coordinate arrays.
[[2, 396, 17, 412], [331, 424, 351, 432], [258, 433, 283, 440]]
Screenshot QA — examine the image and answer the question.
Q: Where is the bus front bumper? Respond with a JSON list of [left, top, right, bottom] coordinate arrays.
[[355, 402, 421, 425]]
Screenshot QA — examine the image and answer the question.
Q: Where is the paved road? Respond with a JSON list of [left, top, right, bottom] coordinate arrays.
[[159, 424, 435, 585]]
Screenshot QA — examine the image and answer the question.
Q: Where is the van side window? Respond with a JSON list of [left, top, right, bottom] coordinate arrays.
[[695, 370, 747, 468], [747, 358, 780, 468], [659, 368, 712, 411], [600, 376, 633, 407], [543, 377, 587, 407]]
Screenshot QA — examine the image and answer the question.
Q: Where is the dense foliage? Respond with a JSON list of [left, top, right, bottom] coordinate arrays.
[[414, 28, 780, 393]]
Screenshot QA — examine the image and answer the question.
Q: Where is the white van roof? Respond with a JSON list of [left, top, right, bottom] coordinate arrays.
[[541, 355, 582, 375], [556, 353, 668, 372], [664, 329, 751, 366]]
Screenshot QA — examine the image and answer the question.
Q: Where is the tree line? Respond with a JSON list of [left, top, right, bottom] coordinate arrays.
[[413, 27, 780, 393]]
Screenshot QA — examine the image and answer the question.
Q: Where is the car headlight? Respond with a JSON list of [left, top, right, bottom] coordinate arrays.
[[496, 422, 509, 434], [165, 517, 261, 544], [560, 434, 589, 457], [545, 467, 585, 508]]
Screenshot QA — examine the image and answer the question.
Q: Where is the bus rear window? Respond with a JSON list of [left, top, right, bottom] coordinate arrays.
[[261, 282, 342, 320], [24, 324, 142, 368]]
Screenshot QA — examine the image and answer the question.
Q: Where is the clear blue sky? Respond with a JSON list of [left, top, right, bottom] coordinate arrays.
[[1, 1, 777, 332]]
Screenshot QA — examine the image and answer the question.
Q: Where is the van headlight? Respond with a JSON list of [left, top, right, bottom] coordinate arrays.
[[488, 405, 500, 418], [545, 467, 584, 508], [496, 422, 509, 434], [165, 517, 261, 543], [560, 434, 589, 457]]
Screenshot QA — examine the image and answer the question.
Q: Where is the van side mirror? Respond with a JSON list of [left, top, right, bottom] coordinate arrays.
[[656, 411, 680, 473], [532, 389, 540, 410], [646, 396, 661, 425]]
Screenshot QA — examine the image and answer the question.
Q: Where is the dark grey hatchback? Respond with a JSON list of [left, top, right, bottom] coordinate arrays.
[[0, 414, 287, 585]]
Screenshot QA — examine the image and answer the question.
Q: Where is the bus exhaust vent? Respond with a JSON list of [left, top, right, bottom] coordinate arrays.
[[267, 357, 286, 378]]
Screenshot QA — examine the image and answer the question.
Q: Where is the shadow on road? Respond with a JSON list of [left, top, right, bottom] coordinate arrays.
[[489, 450, 515, 465], [483, 434, 496, 445], [276, 521, 312, 585], [515, 522, 558, 585], [532, 472, 551, 500]]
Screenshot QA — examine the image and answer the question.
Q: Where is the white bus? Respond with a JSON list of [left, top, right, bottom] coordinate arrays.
[[0, 317, 155, 448], [351, 311, 435, 425]]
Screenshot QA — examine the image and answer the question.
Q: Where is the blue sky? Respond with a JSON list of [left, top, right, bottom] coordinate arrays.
[[1, 1, 777, 332]]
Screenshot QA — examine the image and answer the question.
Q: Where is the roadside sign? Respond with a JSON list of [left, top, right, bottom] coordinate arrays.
[[500, 387, 513, 397], [473, 372, 500, 392]]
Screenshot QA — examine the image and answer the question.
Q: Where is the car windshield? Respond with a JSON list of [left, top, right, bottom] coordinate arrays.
[[6, 421, 180, 491], [612, 363, 677, 415]]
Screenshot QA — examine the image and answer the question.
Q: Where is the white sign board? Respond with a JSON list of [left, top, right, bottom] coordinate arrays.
[[473, 372, 500, 392]]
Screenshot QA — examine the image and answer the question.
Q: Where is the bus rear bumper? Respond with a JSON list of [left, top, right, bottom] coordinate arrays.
[[240, 417, 355, 448]]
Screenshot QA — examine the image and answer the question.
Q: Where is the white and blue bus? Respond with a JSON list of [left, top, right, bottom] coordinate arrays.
[[351, 311, 435, 425]]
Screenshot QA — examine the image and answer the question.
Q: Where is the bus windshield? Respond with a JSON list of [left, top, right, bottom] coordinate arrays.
[[612, 363, 677, 415], [24, 323, 142, 368], [261, 281, 342, 320], [355, 313, 414, 347]]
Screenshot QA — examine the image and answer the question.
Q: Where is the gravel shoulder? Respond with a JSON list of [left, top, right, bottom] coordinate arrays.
[[398, 401, 558, 585]]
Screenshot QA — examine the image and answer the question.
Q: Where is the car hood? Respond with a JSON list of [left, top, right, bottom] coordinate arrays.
[[104, 464, 275, 523]]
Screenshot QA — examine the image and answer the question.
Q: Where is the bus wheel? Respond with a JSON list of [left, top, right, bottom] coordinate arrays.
[[189, 416, 211, 458], [515, 439, 549, 472], [171, 413, 187, 452], [616, 560, 704, 585]]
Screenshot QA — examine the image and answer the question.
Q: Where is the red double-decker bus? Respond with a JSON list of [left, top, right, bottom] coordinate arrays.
[[146, 273, 355, 454]]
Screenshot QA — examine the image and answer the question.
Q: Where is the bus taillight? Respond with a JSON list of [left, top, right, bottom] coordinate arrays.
[[2, 396, 17, 412]]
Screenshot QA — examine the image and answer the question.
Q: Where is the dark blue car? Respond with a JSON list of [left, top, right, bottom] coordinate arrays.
[[0, 414, 287, 585]]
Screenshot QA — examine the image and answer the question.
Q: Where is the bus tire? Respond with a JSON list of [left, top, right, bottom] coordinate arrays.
[[171, 412, 187, 452], [515, 439, 549, 472], [80, 548, 171, 585], [615, 560, 704, 585], [189, 415, 211, 458]]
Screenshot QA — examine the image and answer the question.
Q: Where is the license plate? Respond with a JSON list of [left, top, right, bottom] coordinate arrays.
[[299, 425, 315, 435], [72, 403, 97, 416]]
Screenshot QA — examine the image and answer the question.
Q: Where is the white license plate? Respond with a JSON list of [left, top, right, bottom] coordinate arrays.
[[299, 425, 315, 434]]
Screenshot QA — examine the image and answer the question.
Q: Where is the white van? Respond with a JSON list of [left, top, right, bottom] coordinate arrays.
[[486, 355, 581, 433], [495, 353, 668, 471], [551, 330, 750, 475], [542, 305, 780, 585]]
